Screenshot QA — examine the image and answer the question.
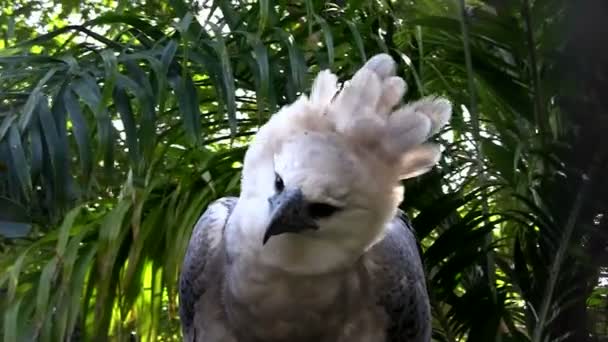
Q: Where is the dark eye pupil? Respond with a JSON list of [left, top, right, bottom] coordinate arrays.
[[275, 174, 284, 192], [308, 203, 340, 219]]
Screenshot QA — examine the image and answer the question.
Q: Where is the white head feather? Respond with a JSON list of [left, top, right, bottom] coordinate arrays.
[[226, 54, 452, 275]]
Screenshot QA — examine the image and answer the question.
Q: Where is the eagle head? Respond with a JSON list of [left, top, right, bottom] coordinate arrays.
[[228, 54, 452, 274]]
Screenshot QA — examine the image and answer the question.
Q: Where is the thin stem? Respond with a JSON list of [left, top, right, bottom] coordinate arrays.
[[457, 0, 498, 336], [532, 152, 603, 342], [522, 0, 546, 138], [432, 300, 457, 342]]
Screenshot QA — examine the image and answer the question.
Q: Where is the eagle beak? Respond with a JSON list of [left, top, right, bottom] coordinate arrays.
[[263, 188, 319, 244]]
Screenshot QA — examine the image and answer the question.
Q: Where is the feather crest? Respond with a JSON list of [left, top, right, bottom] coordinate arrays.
[[249, 53, 451, 183]]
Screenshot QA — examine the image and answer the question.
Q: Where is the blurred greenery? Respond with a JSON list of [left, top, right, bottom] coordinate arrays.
[[0, 0, 607, 341]]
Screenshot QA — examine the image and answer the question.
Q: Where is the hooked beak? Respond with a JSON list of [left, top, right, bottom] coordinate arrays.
[[263, 188, 318, 244]]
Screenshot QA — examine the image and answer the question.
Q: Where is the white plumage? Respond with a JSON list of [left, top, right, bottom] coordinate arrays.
[[179, 54, 452, 342]]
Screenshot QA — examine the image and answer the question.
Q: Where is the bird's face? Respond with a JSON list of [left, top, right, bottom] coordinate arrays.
[[229, 54, 451, 274], [261, 131, 400, 258], [231, 124, 402, 274]]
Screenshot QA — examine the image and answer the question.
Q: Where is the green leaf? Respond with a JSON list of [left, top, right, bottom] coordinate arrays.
[[176, 11, 194, 33], [161, 40, 178, 70], [99, 198, 131, 243], [56, 206, 82, 257], [124, 60, 157, 161], [168, 74, 202, 145], [66, 245, 96, 341], [0, 115, 15, 141], [7, 124, 32, 198], [343, 19, 367, 63], [7, 248, 29, 301], [29, 113, 44, 178], [88, 13, 165, 40], [274, 28, 307, 101], [235, 31, 272, 118], [54, 230, 86, 341], [113, 83, 141, 167], [38, 99, 66, 205], [209, 23, 237, 136], [0, 197, 29, 221], [3, 297, 22, 342], [71, 75, 113, 173], [63, 89, 93, 185], [51, 87, 72, 203], [99, 49, 118, 110], [412, 187, 492, 239], [424, 213, 489, 267], [18, 69, 57, 131], [251, 39, 271, 114], [0, 199, 30, 240], [35, 256, 58, 327], [372, 33, 389, 52], [159, 40, 178, 114], [481, 137, 515, 183], [257, 0, 270, 35], [513, 236, 531, 297], [0, 221, 31, 238], [304, 0, 314, 33], [314, 14, 335, 67]]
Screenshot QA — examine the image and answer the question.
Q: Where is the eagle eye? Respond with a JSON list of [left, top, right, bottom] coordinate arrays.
[[308, 202, 340, 219], [274, 173, 285, 193]]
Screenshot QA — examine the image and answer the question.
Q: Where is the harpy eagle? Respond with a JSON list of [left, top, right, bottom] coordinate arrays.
[[179, 54, 451, 342]]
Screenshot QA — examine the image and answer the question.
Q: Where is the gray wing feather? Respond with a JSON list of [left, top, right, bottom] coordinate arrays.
[[179, 197, 237, 342], [371, 211, 432, 342]]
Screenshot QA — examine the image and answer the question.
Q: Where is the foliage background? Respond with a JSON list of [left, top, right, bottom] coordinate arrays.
[[0, 0, 607, 341]]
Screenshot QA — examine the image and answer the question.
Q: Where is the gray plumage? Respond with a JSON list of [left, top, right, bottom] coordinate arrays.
[[178, 53, 451, 342], [179, 197, 431, 342]]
